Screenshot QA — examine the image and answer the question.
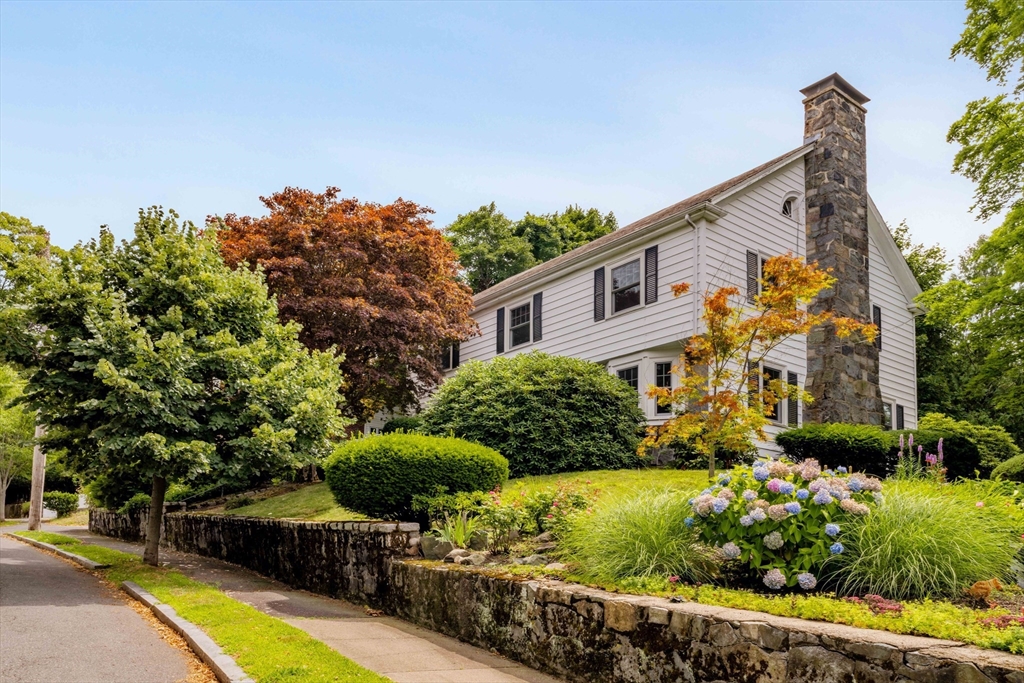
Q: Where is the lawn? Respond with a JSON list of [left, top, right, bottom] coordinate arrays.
[[12, 531, 389, 683], [503, 468, 709, 509], [48, 508, 89, 526], [217, 483, 367, 521]]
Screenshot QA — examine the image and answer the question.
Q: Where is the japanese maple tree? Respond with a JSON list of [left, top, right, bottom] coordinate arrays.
[[219, 187, 476, 423], [641, 254, 877, 478]]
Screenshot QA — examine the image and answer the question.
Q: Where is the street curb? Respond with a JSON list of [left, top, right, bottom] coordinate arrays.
[[121, 581, 254, 683], [5, 532, 110, 570]]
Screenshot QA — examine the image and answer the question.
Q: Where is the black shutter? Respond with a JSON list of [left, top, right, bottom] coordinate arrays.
[[896, 404, 905, 430], [593, 267, 606, 322], [644, 245, 659, 304], [532, 292, 543, 342], [787, 371, 799, 427], [872, 305, 882, 350], [495, 308, 505, 354], [746, 250, 759, 303], [452, 342, 460, 368]]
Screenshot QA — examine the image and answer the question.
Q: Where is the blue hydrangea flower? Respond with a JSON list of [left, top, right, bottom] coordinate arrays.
[[847, 479, 862, 493], [779, 481, 795, 495], [743, 489, 758, 502], [830, 542, 844, 555], [712, 498, 729, 514], [797, 573, 817, 590], [753, 466, 770, 482], [796, 489, 810, 500], [718, 474, 732, 485], [784, 501, 802, 515], [684, 517, 695, 527], [813, 489, 833, 505], [763, 568, 786, 590], [824, 469, 834, 476], [750, 508, 767, 522], [739, 514, 754, 527], [825, 523, 840, 537], [721, 542, 741, 560], [700, 488, 712, 496], [837, 466, 848, 474]]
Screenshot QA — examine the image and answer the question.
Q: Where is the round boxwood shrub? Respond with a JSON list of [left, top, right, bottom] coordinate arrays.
[[776, 423, 893, 476], [419, 352, 646, 477], [325, 434, 509, 520], [889, 430, 981, 481], [993, 454, 1024, 482], [43, 491, 79, 517]]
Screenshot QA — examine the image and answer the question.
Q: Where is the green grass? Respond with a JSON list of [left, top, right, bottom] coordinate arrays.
[[48, 508, 90, 526], [503, 468, 708, 510], [218, 483, 367, 521], [12, 531, 389, 682]]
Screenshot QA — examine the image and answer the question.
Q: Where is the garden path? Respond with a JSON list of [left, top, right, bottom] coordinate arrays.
[[0, 533, 190, 683], [48, 524, 563, 683]]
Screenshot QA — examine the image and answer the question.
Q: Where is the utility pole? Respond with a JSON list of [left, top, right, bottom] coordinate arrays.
[[26, 424, 45, 530]]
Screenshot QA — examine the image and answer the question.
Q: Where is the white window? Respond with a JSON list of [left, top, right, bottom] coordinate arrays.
[[509, 302, 531, 348], [617, 366, 639, 392], [611, 259, 642, 314], [654, 361, 673, 415]]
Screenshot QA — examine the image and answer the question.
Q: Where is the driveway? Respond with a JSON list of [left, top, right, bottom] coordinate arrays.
[[0, 534, 190, 683]]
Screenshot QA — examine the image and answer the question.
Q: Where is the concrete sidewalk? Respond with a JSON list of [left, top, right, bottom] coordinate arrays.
[[0, 533, 190, 683], [48, 524, 562, 683]]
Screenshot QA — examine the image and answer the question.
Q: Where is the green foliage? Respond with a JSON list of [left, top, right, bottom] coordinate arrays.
[[42, 491, 79, 517], [688, 459, 881, 589], [776, 423, 893, 476], [0, 363, 35, 514], [993, 453, 1024, 482], [519, 480, 595, 537], [825, 479, 1021, 600], [433, 511, 480, 549], [0, 212, 58, 366], [919, 413, 1022, 476], [512, 205, 617, 263], [381, 416, 422, 434], [118, 492, 152, 514], [420, 352, 646, 477], [25, 208, 348, 508], [892, 429, 982, 480], [324, 434, 508, 520], [560, 487, 717, 583]]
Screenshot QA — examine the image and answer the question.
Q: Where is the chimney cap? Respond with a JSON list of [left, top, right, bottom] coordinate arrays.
[[800, 73, 870, 106]]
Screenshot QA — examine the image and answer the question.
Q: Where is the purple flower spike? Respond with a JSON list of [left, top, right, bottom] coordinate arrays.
[[938, 438, 944, 462], [908, 434, 914, 449]]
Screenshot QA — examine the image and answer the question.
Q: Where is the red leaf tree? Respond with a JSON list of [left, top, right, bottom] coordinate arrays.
[[218, 187, 477, 424]]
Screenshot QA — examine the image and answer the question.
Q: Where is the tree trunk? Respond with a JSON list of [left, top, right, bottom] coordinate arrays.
[[27, 424, 46, 531], [143, 475, 168, 567], [0, 484, 6, 523], [707, 444, 717, 480]]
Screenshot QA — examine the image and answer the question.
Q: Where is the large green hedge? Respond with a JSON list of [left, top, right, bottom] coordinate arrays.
[[992, 454, 1024, 483], [775, 423, 893, 475], [419, 352, 646, 477], [890, 430, 981, 481], [324, 434, 508, 520], [918, 413, 1021, 477]]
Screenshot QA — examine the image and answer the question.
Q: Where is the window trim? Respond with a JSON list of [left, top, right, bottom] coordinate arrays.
[[882, 402, 893, 431], [781, 191, 801, 221], [653, 360, 674, 415], [609, 255, 643, 316], [761, 364, 784, 423], [507, 299, 532, 349], [616, 365, 640, 393]]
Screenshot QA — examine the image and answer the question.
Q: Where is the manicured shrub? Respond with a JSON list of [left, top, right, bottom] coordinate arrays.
[[118, 492, 151, 514], [993, 454, 1024, 483], [419, 352, 646, 477], [825, 479, 1021, 600], [687, 458, 882, 590], [43, 491, 79, 517], [325, 434, 509, 520], [918, 413, 1022, 477], [561, 488, 717, 582], [890, 430, 981, 481], [381, 416, 423, 434], [776, 423, 893, 476]]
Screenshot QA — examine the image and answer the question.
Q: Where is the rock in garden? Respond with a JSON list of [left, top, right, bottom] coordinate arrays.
[[469, 531, 489, 551], [513, 554, 548, 566], [443, 548, 472, 563], [535, 531, 554, 543], [455, 552, 490, 566], [544, 562, 567, 571], [421, 536, 455, 560], [535, 542, 557, 552]]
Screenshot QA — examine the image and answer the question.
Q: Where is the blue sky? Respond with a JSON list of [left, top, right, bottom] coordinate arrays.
[[0, 1, 999, 259]]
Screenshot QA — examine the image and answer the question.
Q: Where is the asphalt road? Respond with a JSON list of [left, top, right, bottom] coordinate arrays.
[[0, 534, 189, 683]]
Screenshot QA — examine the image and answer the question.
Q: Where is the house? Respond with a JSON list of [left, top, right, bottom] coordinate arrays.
[[404, 74, 923, 454]]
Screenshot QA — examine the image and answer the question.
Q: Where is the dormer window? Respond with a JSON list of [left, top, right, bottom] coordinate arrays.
[[782, 198, 794, 218]]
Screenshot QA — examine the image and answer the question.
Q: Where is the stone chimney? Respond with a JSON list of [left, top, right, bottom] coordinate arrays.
[[801, 73, 883, 427]]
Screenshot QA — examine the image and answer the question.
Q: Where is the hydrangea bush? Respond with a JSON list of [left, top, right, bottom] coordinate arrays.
[[687, 458, 882, 590]]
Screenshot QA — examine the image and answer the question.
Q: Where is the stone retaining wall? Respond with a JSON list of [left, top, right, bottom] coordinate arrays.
[[90, 510, 1024, 682], [90, 508, 148, 542]]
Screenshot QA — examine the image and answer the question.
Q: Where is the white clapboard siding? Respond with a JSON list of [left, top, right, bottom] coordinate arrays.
[[868, 209, 919, 430]]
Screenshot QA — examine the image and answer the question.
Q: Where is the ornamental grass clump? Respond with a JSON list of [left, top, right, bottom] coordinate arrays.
[[825, 479, 1022, 600], [560, 488, 717, 583], [687, 458, 882, 590]]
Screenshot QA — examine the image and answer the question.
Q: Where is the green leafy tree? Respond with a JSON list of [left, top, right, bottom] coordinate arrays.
[[0, 364, 34, 521], [512, 205, 617, 263], [445, 204, 535, 293], [25, 208, 348, 565], [0, 213, 56, 366]]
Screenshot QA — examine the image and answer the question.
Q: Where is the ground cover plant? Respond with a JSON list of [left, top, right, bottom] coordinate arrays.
[[216, 482, 366, 521], [419, 352, 646, 477], [12, 531, 388, 683]]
